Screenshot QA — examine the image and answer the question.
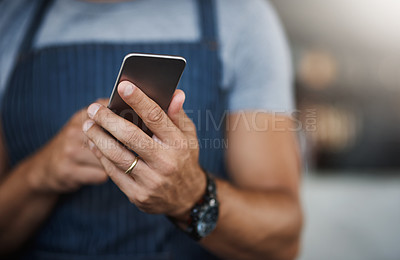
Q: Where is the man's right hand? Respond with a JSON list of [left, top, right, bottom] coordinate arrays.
[[27, 100, 109, 193]]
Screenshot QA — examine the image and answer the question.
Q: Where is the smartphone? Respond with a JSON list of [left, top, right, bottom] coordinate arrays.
[[108, 53, 186, 136]]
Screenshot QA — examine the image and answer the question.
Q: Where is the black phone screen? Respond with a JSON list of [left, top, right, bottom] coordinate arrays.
[[108, 53, 186, 136]]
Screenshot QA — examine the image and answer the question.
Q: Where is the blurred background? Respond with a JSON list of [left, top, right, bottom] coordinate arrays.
[[269, 0, 400, 259]]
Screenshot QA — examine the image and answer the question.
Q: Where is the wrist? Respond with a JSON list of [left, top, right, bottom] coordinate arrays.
[[169, 171, 220, 241], [169, 167, 207, 222], [25, 153, 53, 194]]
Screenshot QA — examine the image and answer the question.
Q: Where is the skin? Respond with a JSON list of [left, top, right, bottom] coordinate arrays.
[[0, 102, 109, 254], [83, 81, 303, 260], [0, 81, 302, 259], [0, 2, 301, 258]]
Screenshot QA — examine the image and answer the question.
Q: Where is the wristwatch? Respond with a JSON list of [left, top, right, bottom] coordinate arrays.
[[187, 172, 219, 240], [170, 171, 219, 241]]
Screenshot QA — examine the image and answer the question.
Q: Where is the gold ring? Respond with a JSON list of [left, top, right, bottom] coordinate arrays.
[[125, 157, 139, 175]]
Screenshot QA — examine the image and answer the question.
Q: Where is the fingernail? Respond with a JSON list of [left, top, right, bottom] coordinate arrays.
[[88, 103, 101, 118], [83, 120, 94, 132], [119, 82, 135, 97], [88, 140, 95, 150]]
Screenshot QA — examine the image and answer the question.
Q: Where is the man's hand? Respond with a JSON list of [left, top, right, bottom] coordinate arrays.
[[28, 100, 109, 193], [0, 100, 110, 254], [83, 81, 206, 218]]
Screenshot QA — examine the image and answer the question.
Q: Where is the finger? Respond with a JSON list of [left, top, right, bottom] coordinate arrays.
[[167, 89, 185, 126], [87, 140, 103, 158], [98, 154, 165, 212], [59, 125, 103, 168], [71, 99, 108, 126], [84, 121, 164, 190], [167, 89, 197, 139], [73, 166, 108, 185], [83, 119, 146, 172], [86, 104, 159, 162], [118, 81, 182, 142], [87, 125, 154, 187], [97, 153, 142, 201], [74, 147, 103, 168]]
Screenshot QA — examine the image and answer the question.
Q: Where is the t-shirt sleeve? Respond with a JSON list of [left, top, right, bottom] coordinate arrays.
[[219, 0, 294, 113], [0, 0, 35, 106]]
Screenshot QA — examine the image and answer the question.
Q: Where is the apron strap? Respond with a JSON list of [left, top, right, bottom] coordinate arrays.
[[17, 0, 53, 62], [197, 0, 219, 48]]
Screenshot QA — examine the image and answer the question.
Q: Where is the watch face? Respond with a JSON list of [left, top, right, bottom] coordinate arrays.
[[196, 206, 219, 237]]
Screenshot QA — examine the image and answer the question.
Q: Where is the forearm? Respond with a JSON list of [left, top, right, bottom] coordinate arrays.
[[0, 156, 58, 255], [201, 179, 302, 260]]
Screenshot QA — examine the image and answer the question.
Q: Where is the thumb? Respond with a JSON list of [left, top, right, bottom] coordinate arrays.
[[168, 89, 197, 137], [168, 89, 185, 120]]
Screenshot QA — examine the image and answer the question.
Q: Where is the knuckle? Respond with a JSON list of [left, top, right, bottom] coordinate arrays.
[[65, 126, 80, 138], [146, 106, 164, 124], [108, 148, 125, 163], [59, 164, 73, 179], [175, 137, 189, 151], [180, 151, 191, 162], [134, 93, 146, 106], [162, 160, 178, 175], [94, 173, 108, 184], [63, 144, 76, 157], [125, 130, 140, 145], [148, 176, 163, 191], [119, 155, 133, 168], [136, 192, 150, 205], [93, 106, 110, 125], [125, 189, 137, 204]]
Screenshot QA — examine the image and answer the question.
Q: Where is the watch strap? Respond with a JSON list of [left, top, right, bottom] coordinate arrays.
[[186, 171, 218, 240]]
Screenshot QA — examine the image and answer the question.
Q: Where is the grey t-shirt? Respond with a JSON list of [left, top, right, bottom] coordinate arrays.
[[0, 0, 293, 112]]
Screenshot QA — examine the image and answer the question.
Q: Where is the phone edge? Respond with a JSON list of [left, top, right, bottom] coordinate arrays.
[[107, 53, 187, 108]]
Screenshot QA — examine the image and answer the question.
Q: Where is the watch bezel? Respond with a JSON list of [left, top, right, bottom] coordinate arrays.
[[195, 202, 219, 237]]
